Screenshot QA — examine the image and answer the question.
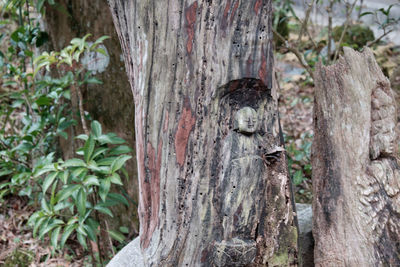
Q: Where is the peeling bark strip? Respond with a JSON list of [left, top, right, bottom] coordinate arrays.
[[108, 0, 297, 265], [313, 47, 400, 266]]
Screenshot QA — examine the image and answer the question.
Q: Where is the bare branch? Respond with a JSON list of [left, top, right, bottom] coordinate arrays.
[[333, 0, 358, 61], [73, 84, 89, 135], [367, 29, 394, 47], [297, 0, 316, 44], [327, 0, 335, 63], [273, 28, 314, 79]]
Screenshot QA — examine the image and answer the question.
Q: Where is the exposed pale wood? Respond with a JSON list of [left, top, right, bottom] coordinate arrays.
[[107, 0, 298, 265], [313, 47, 400, 266]]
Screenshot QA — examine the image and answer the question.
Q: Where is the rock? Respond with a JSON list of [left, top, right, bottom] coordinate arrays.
[[296, 203, 314, 267], [107, 237, 144, 267]]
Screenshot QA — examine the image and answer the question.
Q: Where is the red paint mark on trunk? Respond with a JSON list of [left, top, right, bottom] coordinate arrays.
[[141, 141, 162, 248], [163, 111, 169, 132], [258, 44, 267, 85], [136, 105, 163, 249], [185, 2, 198, 54], [221, 0, 231, 34], [175, 102, 196, 167], [254, 0, 262, 15], [230, 0, 239, 24]]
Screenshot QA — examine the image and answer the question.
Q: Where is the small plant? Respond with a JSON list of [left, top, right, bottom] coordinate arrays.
[[0, 35, 108, 201], [28, 120, 131, 263], [286, 132, 313, 203]]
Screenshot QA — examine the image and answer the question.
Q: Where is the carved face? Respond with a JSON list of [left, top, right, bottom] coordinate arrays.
[[234, 107, 258, 134]]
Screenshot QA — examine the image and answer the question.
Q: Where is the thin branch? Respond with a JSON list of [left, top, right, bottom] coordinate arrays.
[[297, 0, 316, 44], [357, 0, 364, 22], [273, 28, 314, 79], [73, 84, 89, 135], [333, 0, 358, 61], [305, 26, 318, 50], [105, 220, 116, 257], [327, 0, 334, 63], [367, 29, 394, 47]]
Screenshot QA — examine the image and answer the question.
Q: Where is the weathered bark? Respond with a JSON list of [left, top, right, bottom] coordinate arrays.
[[43, 0, 139, 233], [313, 47, 400, 266], [108, 0, 297, 266]]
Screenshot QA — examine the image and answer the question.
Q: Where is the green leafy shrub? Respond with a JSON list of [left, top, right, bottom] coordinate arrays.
[[28, 120, 132, 251], [0, 34, 107, 201], [0, 1, 132, 265], [286, 133, 313, 203], [333, 24, 375, 50]]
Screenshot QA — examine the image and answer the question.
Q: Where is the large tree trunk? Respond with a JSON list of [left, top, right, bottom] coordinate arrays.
[[313, 47, 400, 266], [43, 0, 139, 234], [108, 0, 298, 266]]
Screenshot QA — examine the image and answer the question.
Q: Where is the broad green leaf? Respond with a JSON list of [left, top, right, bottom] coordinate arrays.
[[91, 148, 108, 159], [36, 0, 45, 11], [75, 134, 88, 141], [54, 201, 73, 212], [108, 230, 125, 243], [51, 226, 61, 248], [36, 96, 51, 106], [86, 77, 102, 84], [107, 193, 129, 206], [77, 224, 87, 237], [87, 160, 102, 172], [94, 204, 113, 217], [91, 120, 102, 137], [62, 158, 86, 167], [67, 216, 79, 225], [109, 145, 132, 156], [56, 184, 80, 202], [0, 169, 13, 177], [83, 135, 95, 163], [28, 211, 43, 227], [97, 157, 117, 166], [41, 198, 51, 214], [97, 134, 125, 145], [76, 232, 87, 250], [72, 167, 87, 178], [60, 224, 77, 248], [43, 172, 58, 193], [110, 155, 132, 173], [33, 217, 48, 237], [119, 226, 129, 234], [83, 223, 97, 242], [99, 178, 111, 202], [86, 217, 100, 230], [109, 173, 123, 186], [93, 36, 110, 46], [38, 219, 63, 240], [50, 180, 59, 206], [83, 175, 100, 187], [76, 188, 87, 216], [61, 170, 69, 184]]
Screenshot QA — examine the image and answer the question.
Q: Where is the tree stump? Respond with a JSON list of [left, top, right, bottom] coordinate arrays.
[[313, 47, 400, 266]]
